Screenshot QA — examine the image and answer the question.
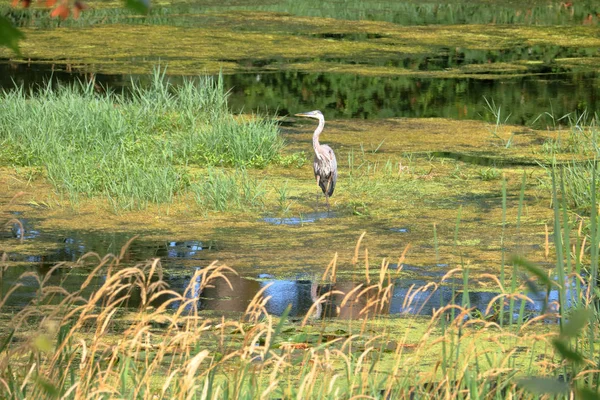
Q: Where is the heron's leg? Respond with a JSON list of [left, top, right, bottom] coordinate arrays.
[[315, 175, 321, 210], [325, 177, 332, 212]]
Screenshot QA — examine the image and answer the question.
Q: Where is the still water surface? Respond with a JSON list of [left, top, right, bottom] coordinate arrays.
[[2, 217, 570, 320], [0, 62, 598, 125]]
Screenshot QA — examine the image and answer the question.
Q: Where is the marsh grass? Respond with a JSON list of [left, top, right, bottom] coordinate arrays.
[[478, 167, 501, 181], [342, 147, 444, 216], [2, 0, 595, 29], [0, 68, 283, 210], [346, 147, 422, 188], [540, 112, 600, 213], [482, 96, 514, 148], [2, 163, 600, 399], [191, 168, 266, 212], [187, 115, 282, 168]]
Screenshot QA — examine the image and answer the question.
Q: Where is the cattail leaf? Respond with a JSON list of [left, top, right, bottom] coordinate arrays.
[[0, 329, 14, 352], [518, 377, 569, 394], [263, 303, 292, 360], [561, 308, 592, 338], [523, 277, 541, 296], [577, 387, 600, 400], [35, 376, 60, 398], [273, 303, 292, 339], [552, 338, 585, 364], [511, 255, 553, 287]]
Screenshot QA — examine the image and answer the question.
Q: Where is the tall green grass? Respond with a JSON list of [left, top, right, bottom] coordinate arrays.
[[541, 112, 600, 213], [191, 168, 266, 212], [0, 68, 283, 209]]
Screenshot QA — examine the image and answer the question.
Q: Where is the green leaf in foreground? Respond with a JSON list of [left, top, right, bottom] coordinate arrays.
[[0, 328, 14, 352], [35, 376, 60, 398], [511, 255, 553, 287], [561, 308, 592, 338], [0, 16, 25, 56], [124, 0, 150, 14], [577, 387, 600, 400], [518, 376, 569, 394], [552, 338, 585, 364]]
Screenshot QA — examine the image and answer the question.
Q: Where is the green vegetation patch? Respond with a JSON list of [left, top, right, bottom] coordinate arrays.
[[0, 111, 569, 278], [0, 68, 283, 210], [1, 9, 599, 77]]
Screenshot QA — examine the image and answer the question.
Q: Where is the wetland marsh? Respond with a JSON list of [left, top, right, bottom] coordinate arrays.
[[1, 0, 600, 398]]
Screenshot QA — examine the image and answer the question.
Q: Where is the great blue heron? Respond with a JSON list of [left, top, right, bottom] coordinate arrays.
[[295, 110, 337, 211]]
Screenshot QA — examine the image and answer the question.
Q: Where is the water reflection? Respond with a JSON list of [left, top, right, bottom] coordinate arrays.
[[224, 71, 599, 125], [1, 62, 598, 126], [1, 255, 572, 322], [0, 219, 221, 307], [4, 231, 215, 269], [186, 275, 573, 321], [3, 213, 41, 240], [0, 219, 580, 320]]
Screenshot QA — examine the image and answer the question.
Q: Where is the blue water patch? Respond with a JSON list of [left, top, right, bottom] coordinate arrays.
[[262, 211, 335, 225]]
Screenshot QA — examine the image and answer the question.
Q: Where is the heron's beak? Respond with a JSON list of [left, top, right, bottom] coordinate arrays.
[[295, 112, 311, 117]]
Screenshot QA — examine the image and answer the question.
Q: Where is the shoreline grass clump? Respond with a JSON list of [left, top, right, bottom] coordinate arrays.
[[191, 167, 266, 212], [540, 112, 600, 213], [0, 68, 283, 210]]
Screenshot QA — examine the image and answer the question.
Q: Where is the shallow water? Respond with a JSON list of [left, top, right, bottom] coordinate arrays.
[[0, 217, 569, 321], [262, 211, 335, 225]]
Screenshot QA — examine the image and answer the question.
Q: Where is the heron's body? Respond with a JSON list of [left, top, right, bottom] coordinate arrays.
[[313, 144, 337, 197], [295, 110, 337, 209]]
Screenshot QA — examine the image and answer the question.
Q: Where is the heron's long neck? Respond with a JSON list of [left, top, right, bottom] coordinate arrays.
[[312, 116, 325, 157]]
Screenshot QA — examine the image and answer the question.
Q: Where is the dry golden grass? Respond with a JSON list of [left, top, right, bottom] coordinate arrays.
[[0, 231, 596, 399]]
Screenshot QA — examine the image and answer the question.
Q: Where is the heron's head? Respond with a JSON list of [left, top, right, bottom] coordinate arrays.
[[295, 110, 323, 120]]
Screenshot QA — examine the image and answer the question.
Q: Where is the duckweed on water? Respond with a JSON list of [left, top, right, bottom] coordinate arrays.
[[1, 8, 599, 77]]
